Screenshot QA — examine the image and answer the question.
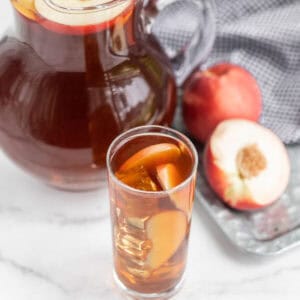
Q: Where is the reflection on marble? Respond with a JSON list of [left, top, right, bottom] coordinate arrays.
[[1, 147, 300, 300]]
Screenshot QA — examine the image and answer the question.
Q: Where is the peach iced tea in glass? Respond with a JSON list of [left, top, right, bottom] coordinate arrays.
[[107, 126, 198, 298]]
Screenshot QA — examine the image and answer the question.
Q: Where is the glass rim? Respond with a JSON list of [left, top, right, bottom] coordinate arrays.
[[106, 125, 198, 196], [43, 0, 133, 12]]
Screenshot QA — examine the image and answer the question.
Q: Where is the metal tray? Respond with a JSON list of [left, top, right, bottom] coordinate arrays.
[[173, 110, 300, 256], [196, 144, 300, 256]]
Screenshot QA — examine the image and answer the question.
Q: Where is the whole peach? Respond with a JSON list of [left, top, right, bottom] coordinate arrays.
[[183, 63, 262, 143]]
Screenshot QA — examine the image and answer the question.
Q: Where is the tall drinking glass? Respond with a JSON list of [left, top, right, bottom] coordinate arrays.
[[107, 125, 198, 299]]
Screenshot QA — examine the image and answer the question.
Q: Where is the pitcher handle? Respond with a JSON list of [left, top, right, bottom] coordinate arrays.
[[140, 0, 216, 86]]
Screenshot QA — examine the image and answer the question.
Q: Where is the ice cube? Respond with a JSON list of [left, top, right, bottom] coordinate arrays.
[[116, 165, 159, 191]]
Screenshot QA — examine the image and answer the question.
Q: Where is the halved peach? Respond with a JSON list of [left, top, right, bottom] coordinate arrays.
[[145, 210, 187, 270], [156, 163, 194, 215], [119, 143, 181, 173], [12, 0, 36, 20], [204, 119, 290, 210]]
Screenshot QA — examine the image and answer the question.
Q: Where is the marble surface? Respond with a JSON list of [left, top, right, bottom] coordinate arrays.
[[1, 1, 300, 299], [1, 151, 300, 300]]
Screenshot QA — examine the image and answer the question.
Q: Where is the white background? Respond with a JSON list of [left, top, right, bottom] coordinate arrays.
[[0, 0, 299, 299]]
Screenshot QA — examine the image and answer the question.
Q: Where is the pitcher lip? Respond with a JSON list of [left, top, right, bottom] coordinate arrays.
[[42, 0, 132, 12], [34, 0, 135, 34]]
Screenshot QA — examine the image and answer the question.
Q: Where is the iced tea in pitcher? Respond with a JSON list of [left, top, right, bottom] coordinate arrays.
[[0, 0, 177, 190], [107, 126, 198, 298]]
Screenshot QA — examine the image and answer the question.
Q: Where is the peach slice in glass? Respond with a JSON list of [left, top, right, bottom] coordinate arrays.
[[145, 210, 187, 270], [156, 163, 183, 189], [12, 0, 36, 20], [156, 163, 194, 215], [119, 143, 181, 173]]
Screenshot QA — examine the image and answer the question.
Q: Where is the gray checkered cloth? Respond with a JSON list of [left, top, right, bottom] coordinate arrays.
[[150, 0, 300, 144]]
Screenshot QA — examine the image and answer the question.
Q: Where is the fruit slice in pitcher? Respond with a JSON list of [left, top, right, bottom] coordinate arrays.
[[34, 0, 134, 34], [145, 210, 187, 270], [119, 143, 181, 173], [12, 0, 36, 20]]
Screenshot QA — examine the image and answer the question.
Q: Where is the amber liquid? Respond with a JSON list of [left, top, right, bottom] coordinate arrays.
[[109, 133, 195, 294], [0, 3, 176, 190]]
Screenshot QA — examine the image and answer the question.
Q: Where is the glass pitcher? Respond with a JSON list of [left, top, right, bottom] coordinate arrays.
[[0, 0, 215, 191]]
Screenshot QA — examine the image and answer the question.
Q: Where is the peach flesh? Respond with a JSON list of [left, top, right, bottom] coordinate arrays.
[[119, 143, 181, 173], [204, 119, 290, 211], [12, 0, 36, 20], [156, 163, 194, 215], [145, 210, 187, 270]]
